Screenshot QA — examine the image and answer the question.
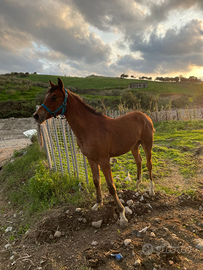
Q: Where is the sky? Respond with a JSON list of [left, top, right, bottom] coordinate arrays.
[[0, 0, 203, 80]]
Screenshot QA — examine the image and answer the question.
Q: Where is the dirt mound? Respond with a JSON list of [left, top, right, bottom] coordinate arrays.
[[1, 190, 203, 270]]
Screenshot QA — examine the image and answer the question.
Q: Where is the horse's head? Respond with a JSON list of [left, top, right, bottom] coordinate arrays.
[[33, 78, 68, 124]]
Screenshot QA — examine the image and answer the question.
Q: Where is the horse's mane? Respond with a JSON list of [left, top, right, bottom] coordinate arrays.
[[71, 92, 102, 116]]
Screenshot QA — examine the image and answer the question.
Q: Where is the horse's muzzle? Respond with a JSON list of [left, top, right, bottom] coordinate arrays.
[[33, 113, 39, 121]]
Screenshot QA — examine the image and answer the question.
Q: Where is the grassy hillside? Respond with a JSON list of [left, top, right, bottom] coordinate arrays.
[[25, 74, 201, 95], [0, 73, 203, 118]]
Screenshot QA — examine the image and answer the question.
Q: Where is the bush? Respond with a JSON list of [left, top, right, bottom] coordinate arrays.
[[5, 89, 16, 95], [0, 100, 36, 118], [121, 91, 137, 107]]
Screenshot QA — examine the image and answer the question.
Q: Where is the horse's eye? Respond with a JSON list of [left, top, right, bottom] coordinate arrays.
[[52, 95, 57, 100]]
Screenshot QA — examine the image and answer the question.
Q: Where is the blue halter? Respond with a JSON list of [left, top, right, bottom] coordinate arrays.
[[41, 88, 68, 118]]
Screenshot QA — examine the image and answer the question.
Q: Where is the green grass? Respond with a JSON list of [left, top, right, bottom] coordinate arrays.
[[0, 86, 45, 102]]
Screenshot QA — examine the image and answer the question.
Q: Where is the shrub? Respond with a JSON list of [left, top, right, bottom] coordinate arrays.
[[5, 89, 16, 95], [121, 91, 137, 107], [0, 100, 36, 118]]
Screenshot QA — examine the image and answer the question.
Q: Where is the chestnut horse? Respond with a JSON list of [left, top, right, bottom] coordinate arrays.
[[33, 78, 155, 227]]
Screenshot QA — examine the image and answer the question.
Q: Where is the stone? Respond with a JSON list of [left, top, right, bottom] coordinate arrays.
[[127, 199, 133, 207], [49, 234, 54, 240], [169, 260, 174, 265], [150, 232, 156, 237], [134, 259, 141, 266], [120, 199, 125, 204], [5, 244, 12, 249], [65, 210, 69, 214], [124, 239, 132, 246], [75, 208, 82, 212], [154, 218, 160, 223], [144, 192, 149, 198], [124, 172, 132, 182], [5, 226, 13, 232], [91, 241, 98, 246], [146, 203, 153, 209], [54, 231, 62, 238], [125, 206, 132, 215], [92, 220, 103, 229], [194, 238, 203, 250]]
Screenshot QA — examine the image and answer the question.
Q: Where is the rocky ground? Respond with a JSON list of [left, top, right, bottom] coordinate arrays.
[[0, 189, 203, 270], [0, 118, 203, 270]]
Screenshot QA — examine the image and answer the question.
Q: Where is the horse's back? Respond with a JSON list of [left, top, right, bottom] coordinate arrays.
[[112, 111, 154, 131]]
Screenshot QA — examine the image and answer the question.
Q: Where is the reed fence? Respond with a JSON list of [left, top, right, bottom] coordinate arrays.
[[106, 107, 203, 121], [40, 118, 89, 184], [40, 106, 203, 183]]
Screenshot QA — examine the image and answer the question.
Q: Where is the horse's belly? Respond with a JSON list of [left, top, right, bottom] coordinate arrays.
[[109, 137, 137, 157]]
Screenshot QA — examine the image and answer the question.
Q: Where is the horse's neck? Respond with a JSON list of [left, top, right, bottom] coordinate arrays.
[[65, 93, 95, 140]]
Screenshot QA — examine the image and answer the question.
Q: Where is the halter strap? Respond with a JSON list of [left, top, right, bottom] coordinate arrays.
[[41, 88, 68, 118]]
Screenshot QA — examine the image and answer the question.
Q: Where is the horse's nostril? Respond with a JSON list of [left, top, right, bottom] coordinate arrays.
[[33, 113, 39, 120]]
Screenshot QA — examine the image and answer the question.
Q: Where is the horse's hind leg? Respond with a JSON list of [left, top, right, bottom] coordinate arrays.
[[88, 159, 103, 211], [131, 144, 142, 190], [100, 160, 128, 227], [142, 141, 155, 196]]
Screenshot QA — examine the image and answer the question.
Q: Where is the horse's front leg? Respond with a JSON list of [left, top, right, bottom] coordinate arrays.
[[100, 160, 128, 227], [88, 159, 103, 211]]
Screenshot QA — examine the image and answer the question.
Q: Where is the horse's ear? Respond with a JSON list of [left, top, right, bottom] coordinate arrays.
[[49, 80, 55, 88], [58, 78, 64, 89]]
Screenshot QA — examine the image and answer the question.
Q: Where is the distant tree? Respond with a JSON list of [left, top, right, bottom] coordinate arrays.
[[19, 72, 28, 77], [189, 76, 197, 82], [120, 73, 128, 79]]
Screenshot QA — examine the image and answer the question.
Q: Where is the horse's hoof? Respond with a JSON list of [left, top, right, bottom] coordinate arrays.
[[120, 218, 128, 228], [149, 191, 155, 197], [92, 203, 102, 211]]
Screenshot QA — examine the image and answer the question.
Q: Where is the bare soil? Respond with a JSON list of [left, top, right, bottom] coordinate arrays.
[[0, 118, 37, 167], [0, 118, 203, 270]]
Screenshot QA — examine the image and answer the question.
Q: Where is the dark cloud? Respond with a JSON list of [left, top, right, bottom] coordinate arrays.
[[112, 19, 203, 75], [0, 0, 202, 77], [0, 48, 43, 74], [0, 0, 111, 67]]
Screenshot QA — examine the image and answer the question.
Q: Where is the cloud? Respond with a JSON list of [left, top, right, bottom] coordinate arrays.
[[0, 48, 43, 74], [112, 20, 203, 76], [0, 0, 111, 71], [0, 0, 202, 77]]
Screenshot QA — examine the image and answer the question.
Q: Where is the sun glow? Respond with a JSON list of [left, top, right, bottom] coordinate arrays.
[[186, 66, 203, 80]]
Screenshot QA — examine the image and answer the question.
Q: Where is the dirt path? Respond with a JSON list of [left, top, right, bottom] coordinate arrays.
[[0, 118, 37, 167]]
